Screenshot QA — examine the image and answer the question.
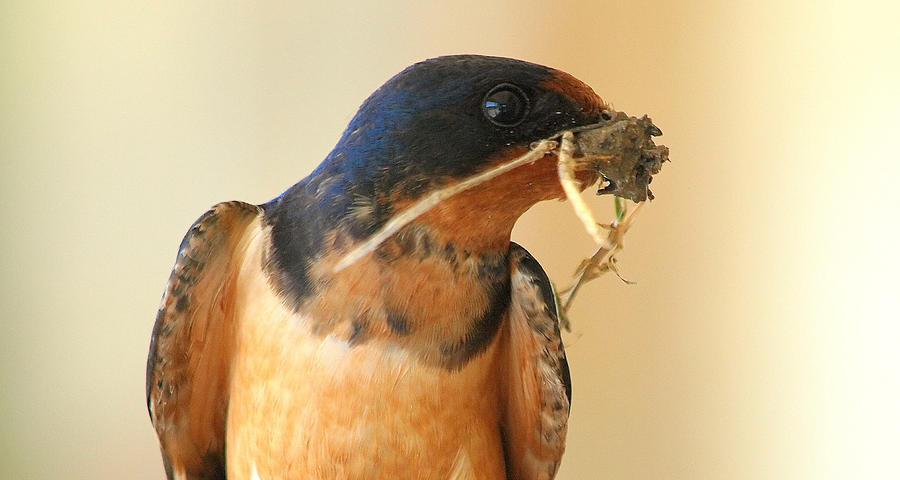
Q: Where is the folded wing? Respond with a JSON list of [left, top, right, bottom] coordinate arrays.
[[500, 243, 572, 480], [146, 201, 261, 480]]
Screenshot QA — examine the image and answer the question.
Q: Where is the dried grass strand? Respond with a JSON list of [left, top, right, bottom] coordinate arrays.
[[333, 139, 558, 272], [557, 131, 608, 247], [559, 200, 645, 313]]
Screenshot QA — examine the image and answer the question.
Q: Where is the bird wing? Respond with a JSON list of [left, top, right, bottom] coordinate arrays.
[[146, 201, 261, 480], [500, 243, 572, 480]]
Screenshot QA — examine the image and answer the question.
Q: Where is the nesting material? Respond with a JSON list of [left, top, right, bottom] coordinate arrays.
[[557, 131, 607, 246], [334, 112, 669, 283], [571, 113, 668, 203], [555, 113, 668, 326], [555, 200, 645, 331]]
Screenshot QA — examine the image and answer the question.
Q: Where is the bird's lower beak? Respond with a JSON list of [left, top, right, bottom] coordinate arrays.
[[570, 113, 669, 202]]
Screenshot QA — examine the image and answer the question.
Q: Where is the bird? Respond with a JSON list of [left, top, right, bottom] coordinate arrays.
[[147, 54, 615, 480]]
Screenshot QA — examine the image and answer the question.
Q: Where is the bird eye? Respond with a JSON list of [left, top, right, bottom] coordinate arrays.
[[482, 83, 529, 127]]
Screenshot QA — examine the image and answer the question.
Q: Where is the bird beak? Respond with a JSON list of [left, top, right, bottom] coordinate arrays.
[[570, 113, 669, 202]]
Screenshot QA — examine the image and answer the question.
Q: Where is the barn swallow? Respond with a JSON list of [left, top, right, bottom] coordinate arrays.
[[147, 55, 663, 480]]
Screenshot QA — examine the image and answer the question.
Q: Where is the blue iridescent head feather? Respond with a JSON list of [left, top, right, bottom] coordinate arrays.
[[309, 56, 599, 206]]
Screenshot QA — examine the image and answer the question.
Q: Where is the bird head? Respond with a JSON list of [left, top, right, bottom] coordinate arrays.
[[266, 55, 665, 301], [305, 55, 631, 245]]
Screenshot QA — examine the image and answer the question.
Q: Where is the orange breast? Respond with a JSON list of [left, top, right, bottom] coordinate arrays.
[[224, 229, 508, 479]]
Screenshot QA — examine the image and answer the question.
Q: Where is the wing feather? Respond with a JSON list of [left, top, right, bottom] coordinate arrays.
[[146, 201, 261, 480], [500, 243, 572, 480]]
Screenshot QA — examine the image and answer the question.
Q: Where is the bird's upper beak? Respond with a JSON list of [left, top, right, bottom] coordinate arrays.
[[570, 112, 669, 202]]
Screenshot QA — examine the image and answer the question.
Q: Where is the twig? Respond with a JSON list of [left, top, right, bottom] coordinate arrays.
[[559, 201, 644, 313]]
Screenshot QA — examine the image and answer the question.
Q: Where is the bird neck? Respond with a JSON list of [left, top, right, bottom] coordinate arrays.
[[293, 224, 511, 370]]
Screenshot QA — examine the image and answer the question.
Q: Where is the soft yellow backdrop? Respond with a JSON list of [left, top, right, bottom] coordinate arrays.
[[2, 1, 898, 479]]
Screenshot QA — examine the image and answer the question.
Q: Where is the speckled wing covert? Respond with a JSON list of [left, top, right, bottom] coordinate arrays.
[[146, 201, 261, 480], [501, 244, 572, 480]]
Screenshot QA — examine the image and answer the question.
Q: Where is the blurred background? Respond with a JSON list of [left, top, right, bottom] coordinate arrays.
[[2, 1, 898, 478]]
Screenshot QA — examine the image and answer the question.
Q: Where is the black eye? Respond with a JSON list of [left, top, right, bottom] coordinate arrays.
[[482, 83, 529, 127], [600, 109, 613, 121]]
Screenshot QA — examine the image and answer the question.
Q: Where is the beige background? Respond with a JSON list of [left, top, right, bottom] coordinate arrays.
[[2, 1, 899, 479]]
